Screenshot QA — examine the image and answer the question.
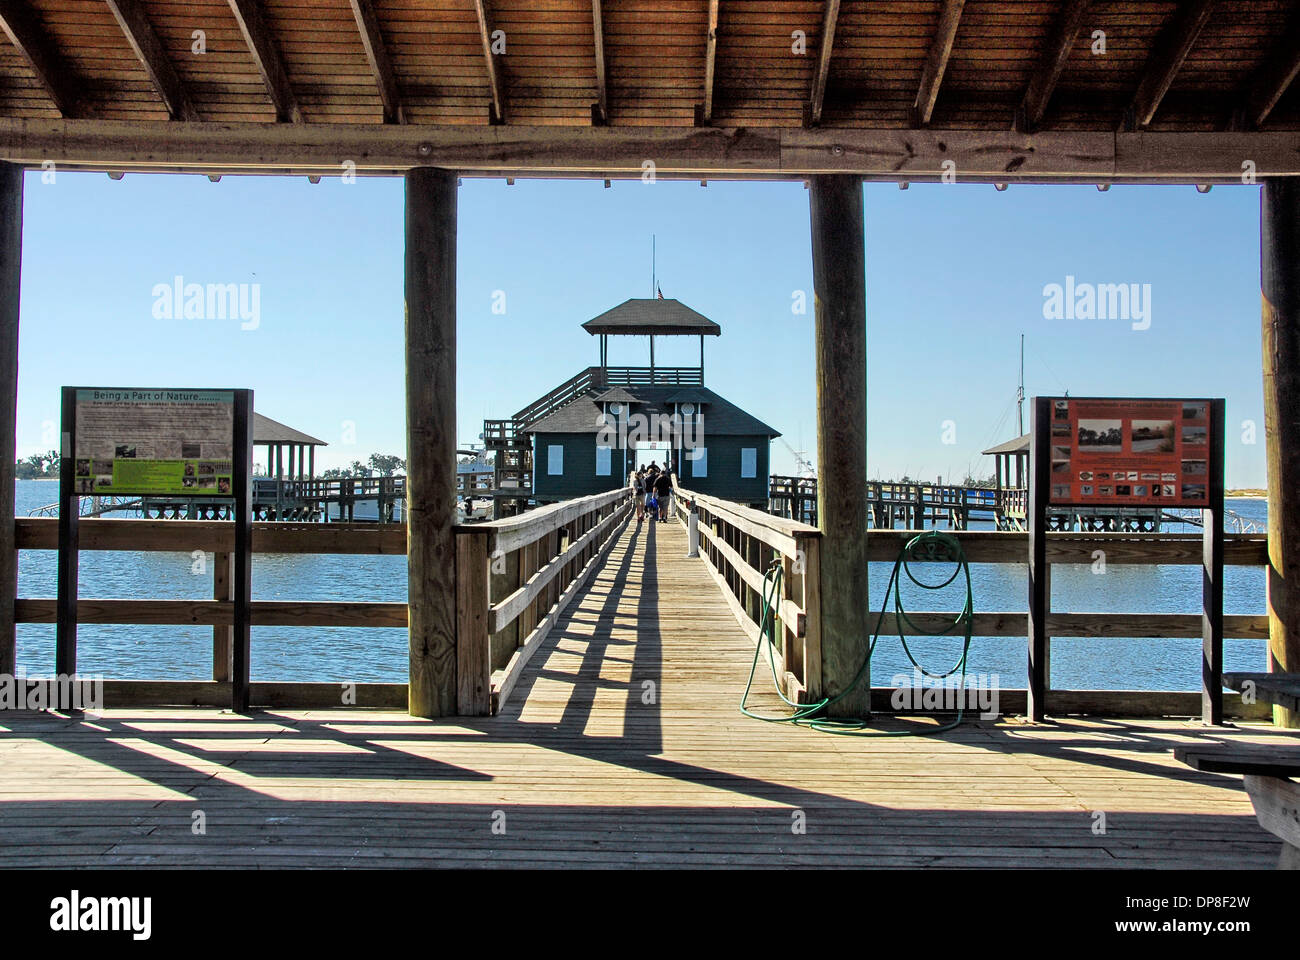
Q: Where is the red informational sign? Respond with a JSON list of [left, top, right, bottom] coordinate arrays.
[[1045, 397, 1212, 507]]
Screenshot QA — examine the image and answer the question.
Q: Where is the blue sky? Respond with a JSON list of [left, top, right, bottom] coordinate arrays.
[[14, 170, 1266, 487]]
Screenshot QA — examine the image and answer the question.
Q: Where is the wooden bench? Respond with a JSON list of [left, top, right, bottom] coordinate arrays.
[[1175, 744, 1300, 870], [1222, 672, 1300, 715]]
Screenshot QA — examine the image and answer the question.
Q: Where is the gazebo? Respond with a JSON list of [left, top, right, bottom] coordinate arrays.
[[254, 413, 326, 482]]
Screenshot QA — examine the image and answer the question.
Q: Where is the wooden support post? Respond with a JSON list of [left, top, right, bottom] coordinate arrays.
[[405, 167, 458, 718], [0, 162, 19, 677], [1262, 179, 1300, 727], [212, 550, 232, 681], [1027, 397, 1051, 721], [810, 174, 869, 718]]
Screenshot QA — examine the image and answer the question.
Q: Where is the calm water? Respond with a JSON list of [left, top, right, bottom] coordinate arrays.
[[13, 479, 1268, 690]]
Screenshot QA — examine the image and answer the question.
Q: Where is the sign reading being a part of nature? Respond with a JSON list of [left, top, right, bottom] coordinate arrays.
[[1045, 397, 1212, 507], [72, 388, 235, 496]]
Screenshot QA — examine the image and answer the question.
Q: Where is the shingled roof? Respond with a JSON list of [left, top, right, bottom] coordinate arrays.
[[253, 413, 326, 447], [525, 386, 778, 438], [581, 299, 722, 337]]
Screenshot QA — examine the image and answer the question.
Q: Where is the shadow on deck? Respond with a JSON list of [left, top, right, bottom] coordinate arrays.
[[1, 519, 1295, 868]]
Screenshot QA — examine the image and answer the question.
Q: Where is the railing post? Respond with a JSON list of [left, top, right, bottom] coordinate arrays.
[[456, 530, 491, 715], [0, 162, 19, 677], [686, 500, 699, 557], [212, 550, 233, 681]]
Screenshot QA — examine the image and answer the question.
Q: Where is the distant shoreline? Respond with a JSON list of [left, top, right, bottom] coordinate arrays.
[[1226, 489, 1267, 499]]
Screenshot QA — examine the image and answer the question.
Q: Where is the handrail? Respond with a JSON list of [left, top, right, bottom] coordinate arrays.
[[674, 481, 823, 703], [455, 485, 635, 714]]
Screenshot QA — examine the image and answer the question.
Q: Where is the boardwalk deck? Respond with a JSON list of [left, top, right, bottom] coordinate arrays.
[[1, 519, 1297, 868]]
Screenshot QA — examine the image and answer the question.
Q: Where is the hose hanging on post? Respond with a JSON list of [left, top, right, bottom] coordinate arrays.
[[740, 529, 976, 736]]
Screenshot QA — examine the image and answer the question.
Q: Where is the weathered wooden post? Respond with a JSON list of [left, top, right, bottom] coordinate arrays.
[[1262, 179, 1300, 728], [809, 175, 870, 718], [0, 162, 20, 677], [406, 168, 459, 718]]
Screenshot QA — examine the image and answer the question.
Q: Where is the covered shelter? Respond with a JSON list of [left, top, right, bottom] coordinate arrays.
[[983, 433, 1030, 496], [254, 412, 326, 482], [0, 0, 1296, 725]]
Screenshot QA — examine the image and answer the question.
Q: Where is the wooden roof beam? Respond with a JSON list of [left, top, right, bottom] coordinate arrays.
[[349, 0, 404, 124], [699, 0, 719, 125], [1125, 0, 1215, 130], [592, 0, 607, 125], [1232, 6, 1300, 129], [1016, 0, 1090, 133], [227, 0, 302, 124], [0, 1, 81, 118], [106, 0, 199, 121], [474, 0, 505, 124], [806, 0, 840, 126], [912, 0, 965, 128]]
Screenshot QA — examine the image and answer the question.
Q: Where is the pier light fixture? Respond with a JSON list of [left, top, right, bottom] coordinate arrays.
[[604, 179, 611, 188], [507, 177, 515, 185], [1097, 183, 1111, 192], [1196, 184, 1213, 193], [898, 181, 909, 190], [107, 171, 124, 181], [994, 182, 1008, 191], [307, 175, 321, 184], [207, 174, 221, 182]]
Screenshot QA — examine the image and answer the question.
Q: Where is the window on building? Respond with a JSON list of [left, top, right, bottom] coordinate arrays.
[[548, 445, 563, 476], [691, 446, 707, 478], [595, 444, 611, 476], [741, 447, 757, 478]]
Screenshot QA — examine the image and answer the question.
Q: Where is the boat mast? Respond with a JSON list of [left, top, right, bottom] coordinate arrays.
[[1017, 333, 1025, 435]]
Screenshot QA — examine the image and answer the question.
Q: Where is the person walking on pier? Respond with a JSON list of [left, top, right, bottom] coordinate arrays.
[[653, 468, 672, 522], [631, 469, 646, 522]]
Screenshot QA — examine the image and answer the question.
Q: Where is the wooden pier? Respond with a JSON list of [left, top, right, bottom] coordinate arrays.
[[1, 516, 1294, 869]]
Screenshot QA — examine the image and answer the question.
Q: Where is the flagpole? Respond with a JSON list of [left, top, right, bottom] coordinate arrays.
[[652, 234, 656, 298]]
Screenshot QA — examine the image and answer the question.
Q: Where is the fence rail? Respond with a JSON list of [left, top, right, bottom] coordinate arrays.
[[455, 486, 634, 715], [674, 483, 823, 703]]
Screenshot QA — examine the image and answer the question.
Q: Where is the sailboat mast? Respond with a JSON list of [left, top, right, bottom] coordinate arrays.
[[1017, 333, 1025, 435]]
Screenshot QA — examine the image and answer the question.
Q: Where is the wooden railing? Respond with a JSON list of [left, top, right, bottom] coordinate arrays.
[[673, 483, 823, 703], [14, 517, 409, 706], [455, 485, 634, 715], [671, 484, 1273, 717]]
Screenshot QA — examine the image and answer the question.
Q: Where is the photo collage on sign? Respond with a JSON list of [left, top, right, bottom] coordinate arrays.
[[1047, 398, 1210, 507]]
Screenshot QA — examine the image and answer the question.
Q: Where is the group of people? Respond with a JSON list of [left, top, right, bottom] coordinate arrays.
[[631, 462, 673, 523]]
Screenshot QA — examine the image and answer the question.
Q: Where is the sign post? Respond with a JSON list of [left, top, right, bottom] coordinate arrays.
[[1028, 396, 1226, 724], [56, 388, 253, 711]]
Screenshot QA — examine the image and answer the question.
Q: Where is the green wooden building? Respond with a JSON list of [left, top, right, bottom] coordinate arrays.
[[485, 298, 779, 508]]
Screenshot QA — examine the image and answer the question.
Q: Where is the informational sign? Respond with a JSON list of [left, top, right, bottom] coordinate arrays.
[[1044, 397, 1213, 507], [58, 386, 254, 711], [71, 388, 234, 496]]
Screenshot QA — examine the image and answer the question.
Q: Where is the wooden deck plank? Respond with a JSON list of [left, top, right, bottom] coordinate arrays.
[[1, 519, 1296, 868]]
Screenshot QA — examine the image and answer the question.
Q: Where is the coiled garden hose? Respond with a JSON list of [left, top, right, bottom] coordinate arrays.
[[740, 529, 975, 736]]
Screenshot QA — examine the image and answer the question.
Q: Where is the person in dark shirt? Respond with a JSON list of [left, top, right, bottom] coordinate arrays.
[[653, 470, 672, 522]]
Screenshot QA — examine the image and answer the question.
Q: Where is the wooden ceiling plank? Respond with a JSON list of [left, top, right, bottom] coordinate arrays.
[[592, 0, 607, 124], [474, 0, 505, 124], [912, 0, 965, 128], [227, 0, 303, 123], [1017, 0, 1090, 133], [1127, 0, 1216, 129], [807, 0, 840, 126], [0, 1, 81, 117], [105, 0, 199, 121], [701, 0, 719, 123], [348, 0, 405, 124], [1238, 5, 1300, 128]]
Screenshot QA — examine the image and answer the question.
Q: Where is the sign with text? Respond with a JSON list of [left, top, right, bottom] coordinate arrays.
[[1043, 397, 1213, 507], [71, 388, 235, 496]]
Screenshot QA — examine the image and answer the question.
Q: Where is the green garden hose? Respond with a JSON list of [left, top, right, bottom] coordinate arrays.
[[740, 529, 976, 736]]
